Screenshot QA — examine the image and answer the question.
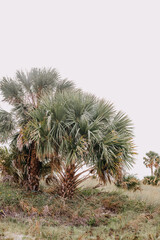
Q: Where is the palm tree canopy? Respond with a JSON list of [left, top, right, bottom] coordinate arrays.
[[143, 151, 160, 170], [0, 68, 75, 145], [1, 68, 58, 106], [24, 90, 135, 182]]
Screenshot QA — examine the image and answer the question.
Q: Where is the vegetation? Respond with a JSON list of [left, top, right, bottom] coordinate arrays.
[[143, 151, 160, 186], [143, 151, 160, 176], [0, 146, 12, 175], [143, 175, 160, 186], [2, 67, 160, 239], [115, 174, 141, 191], [0, 68, 135, 198], [0, 181, 160, 239], [154, 166, 160, 178], [0, 68, 74, 191], [23, 90, 135, 197]]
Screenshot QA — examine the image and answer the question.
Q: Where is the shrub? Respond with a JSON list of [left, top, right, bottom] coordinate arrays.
[[115, 175, 141, 191], [154, 167, 160, 178], [143, 176, 160, 186], [0, 147, 12, 175]]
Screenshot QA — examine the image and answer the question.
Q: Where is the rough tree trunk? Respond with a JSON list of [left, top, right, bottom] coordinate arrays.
[[60, 163, 76, 199], [25, 142, 41, 191]]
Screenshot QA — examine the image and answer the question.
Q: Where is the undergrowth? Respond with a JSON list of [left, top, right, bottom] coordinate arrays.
[[0, 182, 160, 239]]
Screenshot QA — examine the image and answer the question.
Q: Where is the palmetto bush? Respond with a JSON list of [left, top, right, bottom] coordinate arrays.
[[143, 167, 160, 186], [0, 147, 12, 175], [143, 176, 160, 186], [115, 175, 141, 191], [0, 146, 21, 183]]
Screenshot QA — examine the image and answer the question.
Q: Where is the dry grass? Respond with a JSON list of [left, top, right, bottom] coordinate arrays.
[[82, 177, 160, 205]]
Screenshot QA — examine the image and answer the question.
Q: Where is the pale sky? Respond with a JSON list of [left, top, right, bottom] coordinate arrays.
[[0, 0, 160, 179]]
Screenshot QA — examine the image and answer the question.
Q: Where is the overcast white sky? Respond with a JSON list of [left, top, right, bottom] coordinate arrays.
[[0, 0, 160, 178]]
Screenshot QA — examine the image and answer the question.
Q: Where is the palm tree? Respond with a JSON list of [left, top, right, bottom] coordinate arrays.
[[0, 68, 74, 190], [143, 151, 160, 176], [24, 91, 135, 197]]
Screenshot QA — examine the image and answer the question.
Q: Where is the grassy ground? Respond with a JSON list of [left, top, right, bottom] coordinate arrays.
[[83, 178, 160, 205], [0, 179, 160, 239]]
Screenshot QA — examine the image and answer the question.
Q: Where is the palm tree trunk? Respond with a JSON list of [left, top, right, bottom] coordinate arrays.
[[57, 163, 92, 198], [151, 166, 154, 176], [60, 163, 76, 199], [26, 142, 41, 191]]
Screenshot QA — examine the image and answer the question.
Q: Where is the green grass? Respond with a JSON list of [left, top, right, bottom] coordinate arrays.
[[0, 180, 160, 239]]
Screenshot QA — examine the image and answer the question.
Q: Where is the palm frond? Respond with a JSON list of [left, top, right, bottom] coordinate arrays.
[[0, 109, 15, 143], [56, 79, 75, 92], [0, 77, 23, 104], [29, 68, 59, 96], [16, 70, 32, 92]]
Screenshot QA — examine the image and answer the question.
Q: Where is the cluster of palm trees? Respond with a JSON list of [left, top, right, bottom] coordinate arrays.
[[143, 151, 160, 186], [143, 151, 160, 176], [0, 68, 135, 197]]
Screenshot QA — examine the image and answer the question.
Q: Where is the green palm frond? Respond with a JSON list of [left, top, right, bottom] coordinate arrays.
[[11, 103, 31, 126], [0, 67, 74, 145], [0, 77, 23, 104], [0, 109, 15, 142], [92, 99, 115, 124], [28, 68, 59, 95], [16, 70, 32, 92], [111, 111, 133, 136], [56, 79, 75, 92]]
